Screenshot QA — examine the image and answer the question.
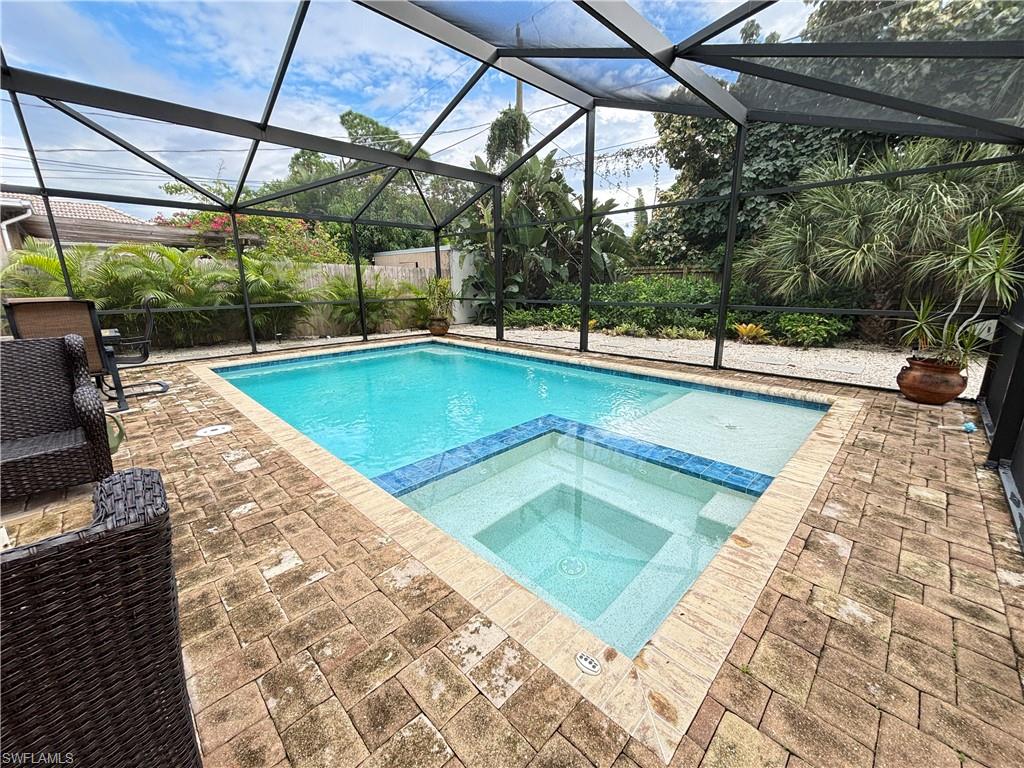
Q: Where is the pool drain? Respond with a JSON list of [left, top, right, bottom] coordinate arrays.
[[196, 424, 232, 437], [558, 556, 587, 578], [576, 651, 601, 676]]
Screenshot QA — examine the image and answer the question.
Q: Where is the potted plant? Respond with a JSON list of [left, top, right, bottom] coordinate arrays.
[[425, 277, 454, 336], [897, 224, 1022, 405]]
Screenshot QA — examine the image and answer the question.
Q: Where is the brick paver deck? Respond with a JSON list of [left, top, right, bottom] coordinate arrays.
[[5, 340, 1022, 768]]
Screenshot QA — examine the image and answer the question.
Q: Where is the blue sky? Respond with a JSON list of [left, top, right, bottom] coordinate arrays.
[[1, 0, 811, 223]]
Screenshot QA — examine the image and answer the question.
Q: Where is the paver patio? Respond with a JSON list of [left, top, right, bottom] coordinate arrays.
[[4, 339, 1022, 768]]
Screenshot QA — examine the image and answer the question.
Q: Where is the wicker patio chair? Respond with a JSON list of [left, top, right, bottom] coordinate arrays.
[[3, 297, 129, 410], [1, 335, 114, 500], [0, 468, 202, 768]]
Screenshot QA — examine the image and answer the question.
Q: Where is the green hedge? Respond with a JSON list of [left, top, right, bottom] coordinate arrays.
[[503, 276, 855, 346]]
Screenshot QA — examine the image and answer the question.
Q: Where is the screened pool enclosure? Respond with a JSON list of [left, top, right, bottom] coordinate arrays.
[[1, 1, 1022, 536]]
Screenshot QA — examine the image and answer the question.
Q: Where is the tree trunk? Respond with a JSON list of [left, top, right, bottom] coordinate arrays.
[[856, 284, 898, 344]]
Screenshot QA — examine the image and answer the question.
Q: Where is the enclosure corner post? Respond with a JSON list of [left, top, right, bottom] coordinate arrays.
[[9, 90, 74, 298], [433, 229, 442, 278], [351, 224, 369, 342], [493, 184, 504, 341], [713, 122, 747, 369], [230, 211, 258, 354], [579, 108, 596, 353]]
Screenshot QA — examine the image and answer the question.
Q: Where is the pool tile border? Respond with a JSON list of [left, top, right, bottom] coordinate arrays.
[[372, 413, 774, 497], [192, 336, 863, 764]]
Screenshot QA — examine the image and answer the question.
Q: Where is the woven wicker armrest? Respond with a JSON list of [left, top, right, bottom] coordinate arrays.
[[72, 381, 114, 479], [92, 467, 167, 529], [0, 467, 201, 767]]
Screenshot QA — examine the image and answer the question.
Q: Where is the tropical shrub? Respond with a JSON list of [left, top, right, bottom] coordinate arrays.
[[424, 277, 454, 319], [899, 223, 1022, 369], [733, 323, 771, 344], [736, 139, 1024, 341], [1, 238, 239, 346], [776, 314, 852, 348], [322, 273, 426, 335]]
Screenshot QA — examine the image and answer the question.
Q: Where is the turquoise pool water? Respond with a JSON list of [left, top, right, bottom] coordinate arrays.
[[217, 342, 824, 655], [218, 343, 823, 478], [403, 433, 753, 655]]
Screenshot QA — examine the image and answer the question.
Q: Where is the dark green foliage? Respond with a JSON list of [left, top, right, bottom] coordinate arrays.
[[776, 313, 853, 348], [486, 108, 531, 169]]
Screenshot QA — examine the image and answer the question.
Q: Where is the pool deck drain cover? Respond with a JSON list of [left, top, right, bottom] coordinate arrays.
[[576, 651, 601, 676], [196, 424, 232, 437]]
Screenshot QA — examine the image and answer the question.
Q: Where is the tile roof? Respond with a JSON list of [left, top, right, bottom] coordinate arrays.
[[0, 193, 147, 225]]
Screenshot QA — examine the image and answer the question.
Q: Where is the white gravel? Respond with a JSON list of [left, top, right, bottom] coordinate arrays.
[[451, 325, 985, 399]]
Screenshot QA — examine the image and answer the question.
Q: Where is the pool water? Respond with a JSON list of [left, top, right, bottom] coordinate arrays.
[[403, 432, 753, 655], [217, 342, 824, 655], [219, 343, 823, 477]]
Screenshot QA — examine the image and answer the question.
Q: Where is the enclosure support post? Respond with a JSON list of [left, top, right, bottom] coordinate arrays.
[[433, 229, 442, 278], [493, 185, 504, 341], [351, 224, 369, 342], [8, 90, 74, 297], [579, 109, 597, 352], [230, 212, 258, 354], [713, 123, 747, 369]]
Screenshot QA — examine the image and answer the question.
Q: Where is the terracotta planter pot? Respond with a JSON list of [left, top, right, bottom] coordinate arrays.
[[896, 357, 967, 405], [427, 318, 450, 336]]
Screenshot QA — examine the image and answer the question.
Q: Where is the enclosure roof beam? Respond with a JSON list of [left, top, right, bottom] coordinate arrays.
[[693, 54, 1024, 142], [353, 0, 595, 109], [690, 40, 1024, 58], [675, 1, 777, 55], [353, 168, 402, 222], [574, 0, 747, 124], [1, 67, 501, 185], [438, 184, 491, 230], [589, 96, 1017, 143], [495, 47, 643, 59], [238, 164, 386, 209], [42, 97, 229, 207], [408, 170, 437, 227], [234, 0, 310, 207], [499, 107, 587, 180], [408, 61, 490, 158]]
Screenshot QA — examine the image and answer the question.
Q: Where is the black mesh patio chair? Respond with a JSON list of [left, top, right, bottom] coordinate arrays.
[[109, 298, 170, 396], [0, 334, 114, 500], [0, 468, 202, 768]]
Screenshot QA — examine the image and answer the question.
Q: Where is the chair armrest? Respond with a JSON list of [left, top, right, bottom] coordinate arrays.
[[92, 468, 168, 529], [63, 334, 92, 388], [73, 383, 114, 478]]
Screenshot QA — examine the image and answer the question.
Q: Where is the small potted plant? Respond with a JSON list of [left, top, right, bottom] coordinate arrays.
[[425, 276, 454, 336], [897, 224, 1021, 405]]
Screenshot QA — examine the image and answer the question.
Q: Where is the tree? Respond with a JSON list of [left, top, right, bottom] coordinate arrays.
[[736, 139, 1024, 339], [485, 107, 531, 170], [633, 0, 1022, 268], [454, 151, 629, 319]]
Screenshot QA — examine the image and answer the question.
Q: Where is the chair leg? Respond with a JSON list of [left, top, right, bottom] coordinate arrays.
[[108, 365, 129, 412]]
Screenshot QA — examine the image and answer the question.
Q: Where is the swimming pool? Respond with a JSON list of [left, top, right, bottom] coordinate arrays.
[[217, 341, 825, 654]]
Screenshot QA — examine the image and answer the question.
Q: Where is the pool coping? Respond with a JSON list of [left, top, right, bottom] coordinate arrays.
[[191, 336, 863, 764]]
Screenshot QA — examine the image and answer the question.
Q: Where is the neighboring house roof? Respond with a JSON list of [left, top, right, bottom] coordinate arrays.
[[1, 194, 147, 225], [0, 194, 259, 248]]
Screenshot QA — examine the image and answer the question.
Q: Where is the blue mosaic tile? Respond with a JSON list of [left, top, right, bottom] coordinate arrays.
[[371, 413, 775, 499]]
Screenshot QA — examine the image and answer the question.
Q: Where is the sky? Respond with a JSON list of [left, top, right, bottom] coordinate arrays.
[[0, 0, 813, 227]]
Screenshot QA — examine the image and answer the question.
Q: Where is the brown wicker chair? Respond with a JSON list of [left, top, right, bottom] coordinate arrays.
[[1, 335, 114, 500], [3, 297, 129, 410], [0, 468, 202, 768]]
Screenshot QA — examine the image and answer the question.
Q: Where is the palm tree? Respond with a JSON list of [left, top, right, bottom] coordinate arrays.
[[737, 139, 1024, 340]]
